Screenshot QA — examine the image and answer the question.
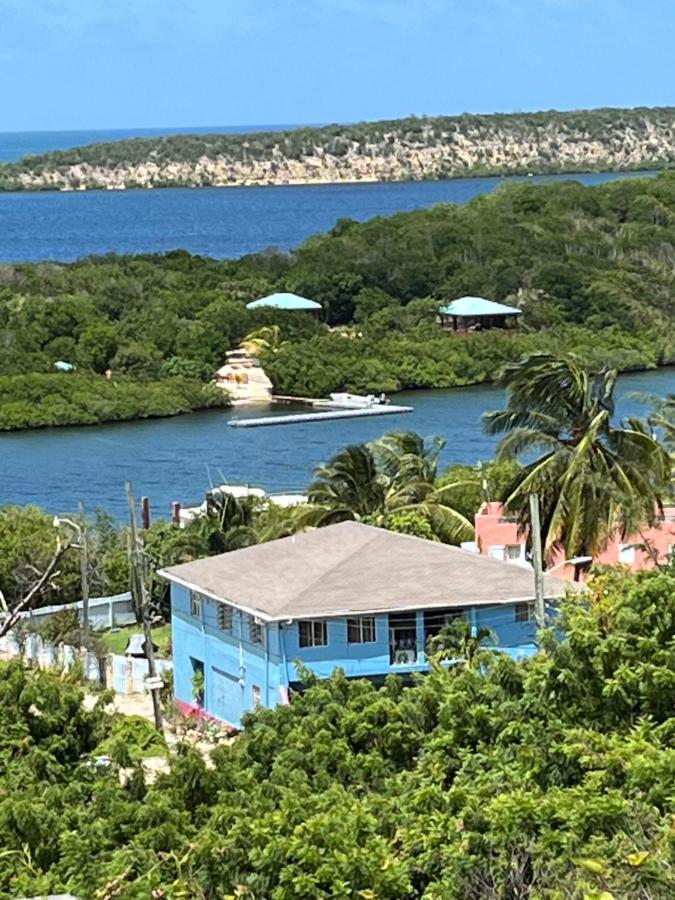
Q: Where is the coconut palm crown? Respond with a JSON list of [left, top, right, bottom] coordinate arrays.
[[302, 431, 475, 544], [483, 353, 671, 561]]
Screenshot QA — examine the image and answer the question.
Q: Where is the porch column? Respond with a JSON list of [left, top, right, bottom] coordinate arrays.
[[416, 610, 425, 664], [468, 606, 478, 637]]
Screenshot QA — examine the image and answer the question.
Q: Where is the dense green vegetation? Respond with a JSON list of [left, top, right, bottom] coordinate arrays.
[[2, 360, 672, 893], [0, 372, 228, 430], [3, 106, 675, 191], [5, 174, 675, 426], [0, 567, 673, 897]]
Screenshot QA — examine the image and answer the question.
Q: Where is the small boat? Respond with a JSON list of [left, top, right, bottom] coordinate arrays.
[[314, 392, 390, 410]]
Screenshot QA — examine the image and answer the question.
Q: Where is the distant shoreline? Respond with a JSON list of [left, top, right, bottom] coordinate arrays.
[[2, 107, 675, 194], [0, 165, 663, 198]]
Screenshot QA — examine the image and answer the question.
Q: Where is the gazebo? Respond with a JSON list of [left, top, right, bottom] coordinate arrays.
[[246, 292, 322, 318], [439, 296, 522, 333]]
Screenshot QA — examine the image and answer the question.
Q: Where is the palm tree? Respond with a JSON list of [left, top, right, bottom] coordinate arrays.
[[426, 618, 495, 669], [304, 443, 386, 525], [301, 432, 475, 544], [483, 354, 670, 561], [647, 394, 675, 453], [239, 325, 287, 357]]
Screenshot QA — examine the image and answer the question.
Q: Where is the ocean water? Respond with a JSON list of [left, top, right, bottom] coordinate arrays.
[[0, 169, 658, 263], [1, 369, 672, 519]]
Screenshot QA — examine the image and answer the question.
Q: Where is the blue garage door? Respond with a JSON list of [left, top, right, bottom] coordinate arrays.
[[210, 667, 244, 726]]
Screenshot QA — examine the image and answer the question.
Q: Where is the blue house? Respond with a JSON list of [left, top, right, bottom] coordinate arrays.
[[160, 522, 570, 729]]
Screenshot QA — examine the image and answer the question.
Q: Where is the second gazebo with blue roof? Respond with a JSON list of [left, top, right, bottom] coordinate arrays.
[[246, 292, 322, 317], [439, 296, 522, 333]]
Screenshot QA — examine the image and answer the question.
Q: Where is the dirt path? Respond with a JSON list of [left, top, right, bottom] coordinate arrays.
[[83, 691, 227, 777]]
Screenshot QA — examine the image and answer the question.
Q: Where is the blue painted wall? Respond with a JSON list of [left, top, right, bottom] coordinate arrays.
[[170, 585, 539, 727], [171, 585, 284, 728], [475, 603, 538, 646]]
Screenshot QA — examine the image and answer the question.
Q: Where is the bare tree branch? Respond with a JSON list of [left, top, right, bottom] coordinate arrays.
[[0, 542, 73, 639]]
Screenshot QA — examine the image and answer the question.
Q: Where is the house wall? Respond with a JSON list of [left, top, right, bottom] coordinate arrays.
[[279, 613, 422, 678], [171, 584, 541, 727], [171, 584, 284, 728], [474, 603, 537, 648], [475, 502, 675, 579]]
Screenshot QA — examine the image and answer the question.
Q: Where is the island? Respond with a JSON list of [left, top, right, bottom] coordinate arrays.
[[2, 171, 675, 430], [2, 106, 675, 192]]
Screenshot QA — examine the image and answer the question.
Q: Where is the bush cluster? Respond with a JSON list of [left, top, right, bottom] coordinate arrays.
[[0, 373, 229, 430]]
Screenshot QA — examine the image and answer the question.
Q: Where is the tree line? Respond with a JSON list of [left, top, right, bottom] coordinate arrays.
[[3, 105, 675, 189], [4, 174, 675, 426]]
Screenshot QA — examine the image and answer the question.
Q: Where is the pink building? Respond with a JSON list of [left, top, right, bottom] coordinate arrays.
[[473, 501, 675, 581]]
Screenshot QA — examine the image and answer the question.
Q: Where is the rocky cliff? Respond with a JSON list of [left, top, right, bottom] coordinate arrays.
[[2, 107, 675, 192]]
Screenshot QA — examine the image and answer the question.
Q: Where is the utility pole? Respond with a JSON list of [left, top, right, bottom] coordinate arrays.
[[126, 481, 163, 733], [529, 493, 546, 630], [79, 500, 90, 650]]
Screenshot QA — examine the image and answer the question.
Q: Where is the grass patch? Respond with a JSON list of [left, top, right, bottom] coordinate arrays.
[[98, 624, 172, 658]]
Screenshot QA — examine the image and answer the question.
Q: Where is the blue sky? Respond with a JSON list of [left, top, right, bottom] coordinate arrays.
[[1, 0, 673, 131]]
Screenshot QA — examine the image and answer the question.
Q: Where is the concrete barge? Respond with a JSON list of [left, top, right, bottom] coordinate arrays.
[[228, 405, 414, 428]]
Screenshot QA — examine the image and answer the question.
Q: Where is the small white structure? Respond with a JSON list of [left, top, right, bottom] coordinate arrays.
[[177, 484, 307, 526], [314, 392, 389, 410]]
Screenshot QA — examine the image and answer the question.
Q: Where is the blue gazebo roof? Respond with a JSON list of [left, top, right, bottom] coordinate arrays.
[[246, 292, 322, 311], [439, 296, 522, 317]]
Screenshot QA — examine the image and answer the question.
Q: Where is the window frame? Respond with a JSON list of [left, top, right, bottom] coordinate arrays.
[[298, 619, 328, 648], [347, 615, 377, 644], [217, 604, 234, 632], [514, 601, 534, 623], [249, 616, 264, 645], [618, 543, 636, 564], [189, 591, 202, 619]]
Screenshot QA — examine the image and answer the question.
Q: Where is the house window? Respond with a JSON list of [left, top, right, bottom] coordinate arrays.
[[190, 592, 202, 619], [249, 617, 264, 645], [619, 543, 636, 564], [506, 544, 522, 560], [298, 620, 328, 648], [217, 604, 233, 631], [514, 602, 535, 623], [252, 685, 261, 709], [347, 616, 376, 644]]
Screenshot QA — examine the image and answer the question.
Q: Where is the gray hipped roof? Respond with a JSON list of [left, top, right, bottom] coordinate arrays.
[[160, 521, 572, 622]]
